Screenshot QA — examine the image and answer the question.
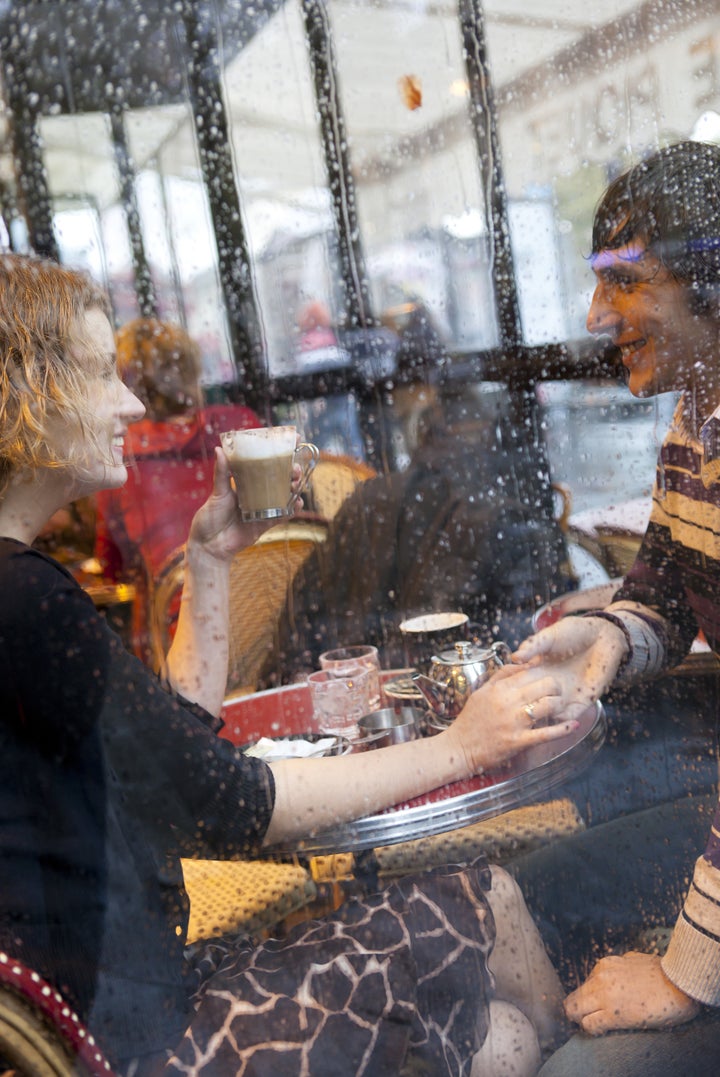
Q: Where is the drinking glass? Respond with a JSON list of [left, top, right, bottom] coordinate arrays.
[[307, 667, 374, 739], [319, 644, 381, 710], [220, 426, 318, 521]]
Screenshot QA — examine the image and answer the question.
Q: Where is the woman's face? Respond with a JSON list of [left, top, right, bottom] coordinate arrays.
[[46, 307, 146, 496]]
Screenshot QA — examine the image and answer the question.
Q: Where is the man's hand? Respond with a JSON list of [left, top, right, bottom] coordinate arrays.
[[513, 615, 629, 721], [565, 952, 700, 1034]]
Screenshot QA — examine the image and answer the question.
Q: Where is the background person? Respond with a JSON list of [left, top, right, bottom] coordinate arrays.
[[0, 254, 577, 1076], [510, 140, 720, 1075], [259, 380, 574, 686], [93, 317, 263, 660]]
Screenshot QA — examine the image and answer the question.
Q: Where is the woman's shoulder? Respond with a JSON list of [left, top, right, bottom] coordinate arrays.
[[0, 537, 70, 577], [0, 538, 92, 616]]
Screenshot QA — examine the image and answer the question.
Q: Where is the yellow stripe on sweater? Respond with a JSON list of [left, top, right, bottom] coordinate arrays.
[[651, 488, 720, 559]]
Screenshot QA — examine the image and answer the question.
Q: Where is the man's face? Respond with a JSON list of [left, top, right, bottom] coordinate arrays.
[[587, 241, 714, 398]]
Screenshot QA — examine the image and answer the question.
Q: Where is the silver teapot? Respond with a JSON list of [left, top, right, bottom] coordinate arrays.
[[412, 640, 511, 720]]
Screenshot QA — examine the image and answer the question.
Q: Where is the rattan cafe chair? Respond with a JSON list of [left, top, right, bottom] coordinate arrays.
[[304, 452, 377, 522], [0, 952, 116, 1077], [181, 857, 318, 944], [225, 518, 329, 694], [148, 518, 328, 694], [371, 798, 585, 880], [566, 496, 651, 580]]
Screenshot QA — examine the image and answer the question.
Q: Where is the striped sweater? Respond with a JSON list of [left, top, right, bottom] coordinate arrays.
[[606, 394, 720, 1005]]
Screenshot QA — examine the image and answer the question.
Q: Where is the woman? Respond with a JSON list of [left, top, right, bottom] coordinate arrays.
[[0, 255, 575, 1076]]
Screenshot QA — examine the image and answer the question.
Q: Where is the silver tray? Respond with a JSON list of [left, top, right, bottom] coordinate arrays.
[[267, 702, 606, 856]]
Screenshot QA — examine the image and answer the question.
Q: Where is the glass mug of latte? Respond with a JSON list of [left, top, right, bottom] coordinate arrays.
[[220, 426, 319, 522]]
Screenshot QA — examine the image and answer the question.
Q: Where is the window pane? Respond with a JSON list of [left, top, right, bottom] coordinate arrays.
[[488, 0, 720, 344], [330, 0, 498, 352], [222, 1, 342, 377]]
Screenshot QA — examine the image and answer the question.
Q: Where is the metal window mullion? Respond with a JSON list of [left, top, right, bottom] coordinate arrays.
[[179, 0, 267, 407], [300, 0, 374, 330], [459, 0, 522, 354], [0, 62, 58, 261], [109, 108, 158, 319]]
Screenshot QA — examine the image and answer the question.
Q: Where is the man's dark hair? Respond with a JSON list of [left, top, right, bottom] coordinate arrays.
[[592, 140, 720, 315]]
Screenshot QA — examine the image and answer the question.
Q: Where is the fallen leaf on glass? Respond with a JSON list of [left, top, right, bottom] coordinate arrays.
[[399, 74, 422, 110]]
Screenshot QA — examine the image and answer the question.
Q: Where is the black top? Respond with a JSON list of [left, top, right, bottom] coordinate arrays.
[[0, 538, 276, 1064]]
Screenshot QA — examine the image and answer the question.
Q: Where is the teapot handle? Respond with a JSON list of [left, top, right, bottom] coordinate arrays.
[[491, 641, 512, 665]]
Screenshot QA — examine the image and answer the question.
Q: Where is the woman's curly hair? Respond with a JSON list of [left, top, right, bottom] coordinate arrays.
[[0, 255, 111, 498]]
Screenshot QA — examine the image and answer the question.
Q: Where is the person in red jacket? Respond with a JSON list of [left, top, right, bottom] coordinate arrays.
[[94, 317, 263, 660]]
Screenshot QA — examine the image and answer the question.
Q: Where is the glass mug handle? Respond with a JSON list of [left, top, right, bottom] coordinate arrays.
[[491, 641, 512, 666], [287, 442, 319, 509]]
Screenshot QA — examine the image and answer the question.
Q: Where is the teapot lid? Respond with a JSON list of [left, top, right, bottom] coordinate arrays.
[[433, 640, 496, 666]]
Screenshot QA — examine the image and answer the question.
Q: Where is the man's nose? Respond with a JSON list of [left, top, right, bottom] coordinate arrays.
[[586, 283, 620, 336]]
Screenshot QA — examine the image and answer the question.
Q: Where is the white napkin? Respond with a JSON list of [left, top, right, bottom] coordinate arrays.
[[243, 736, 338, 760]]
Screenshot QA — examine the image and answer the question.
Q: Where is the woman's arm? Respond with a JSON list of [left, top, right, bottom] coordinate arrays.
[[164, 449, 272, 714], [263, 663, 576, 845]]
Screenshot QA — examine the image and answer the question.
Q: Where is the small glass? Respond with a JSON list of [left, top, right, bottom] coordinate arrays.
[[319, 644, 381, 711], [308, 667, 374, 739]]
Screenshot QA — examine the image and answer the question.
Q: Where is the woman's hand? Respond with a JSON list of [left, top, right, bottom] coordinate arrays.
[[564, 952, 700, 1034], [445, 663, 580, 777], [512, 615, 629, 722], [187, 448, 303, 563]]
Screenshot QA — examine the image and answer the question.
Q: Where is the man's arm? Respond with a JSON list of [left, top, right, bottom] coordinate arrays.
[[662, 803, 720, 1007], [566, 798, 720, 1034]]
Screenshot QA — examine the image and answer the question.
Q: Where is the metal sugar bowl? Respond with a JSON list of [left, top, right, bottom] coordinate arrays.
[[411, 640, 511, 721]]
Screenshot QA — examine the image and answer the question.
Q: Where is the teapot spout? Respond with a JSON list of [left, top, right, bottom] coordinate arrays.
[[411, 672, 456, 718]]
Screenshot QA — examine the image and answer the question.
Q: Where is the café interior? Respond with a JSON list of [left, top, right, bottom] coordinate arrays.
[[0, 0, 719, 1071]]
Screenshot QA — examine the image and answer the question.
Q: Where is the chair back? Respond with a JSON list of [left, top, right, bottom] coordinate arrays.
[[227, 520, 328, 692], [0, 952, 116, 1076], [305, 452, 377, 521], [149, 520, 329, 692]]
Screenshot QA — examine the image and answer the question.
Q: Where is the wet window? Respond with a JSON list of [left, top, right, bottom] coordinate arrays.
[[1, 1, 720, 1070]]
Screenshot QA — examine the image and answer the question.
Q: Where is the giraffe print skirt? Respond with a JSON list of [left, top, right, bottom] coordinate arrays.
[[165, 859, 495, 1077]]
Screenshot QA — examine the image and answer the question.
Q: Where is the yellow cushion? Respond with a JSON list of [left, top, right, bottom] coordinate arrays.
[[182, 858, 317, 944], [374, 798, 585, 878]]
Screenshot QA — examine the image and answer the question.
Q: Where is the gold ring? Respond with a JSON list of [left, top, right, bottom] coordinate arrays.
[[523, 703, 535, 719]]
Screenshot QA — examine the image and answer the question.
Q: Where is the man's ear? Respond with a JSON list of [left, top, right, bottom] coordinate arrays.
[[686, 281, 720, 320]]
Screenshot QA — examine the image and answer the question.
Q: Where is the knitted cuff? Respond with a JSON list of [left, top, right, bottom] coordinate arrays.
[[580, 610, 632, 675], [580, 610, 632, 651]]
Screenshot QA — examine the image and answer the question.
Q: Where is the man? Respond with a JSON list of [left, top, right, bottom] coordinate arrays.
[[514, 140, 720, 1074]]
